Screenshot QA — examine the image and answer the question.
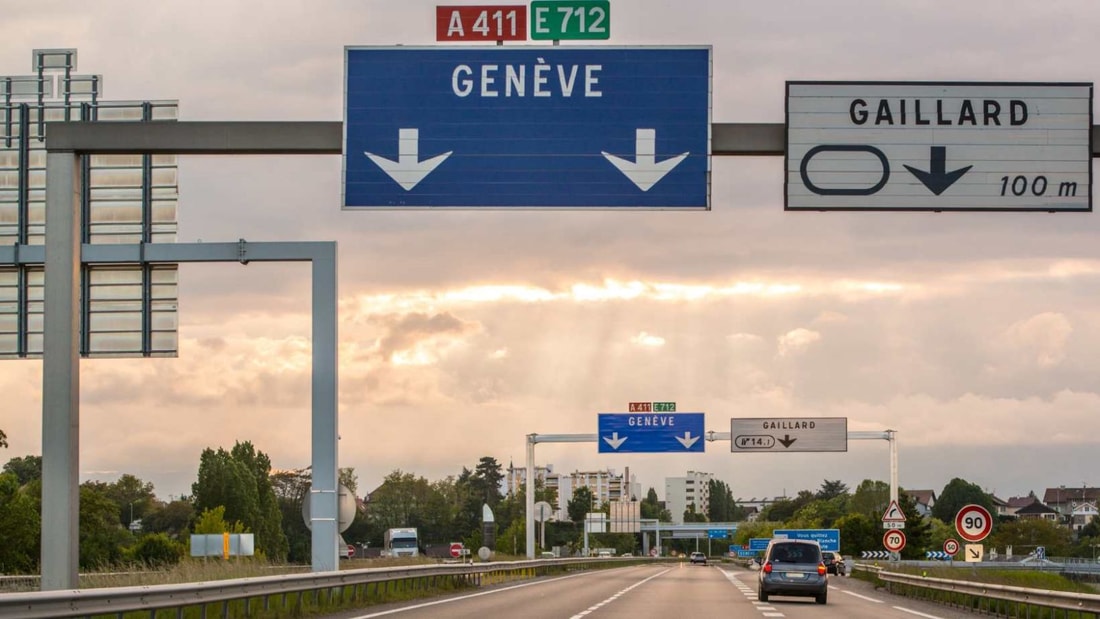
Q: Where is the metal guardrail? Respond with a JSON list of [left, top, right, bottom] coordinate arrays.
[[852, 563, 1100, 615], [0, 557, 636, 619]]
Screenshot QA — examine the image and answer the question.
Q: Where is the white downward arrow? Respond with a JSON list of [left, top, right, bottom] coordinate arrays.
[[676, 432, 700, 449], [603, 432, 628, 450], [365, 128, 452, 191], [601, 128, 689, 191]]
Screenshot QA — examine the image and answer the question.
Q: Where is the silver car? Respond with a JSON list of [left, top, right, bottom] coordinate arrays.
[[757, 539, 827, 604]]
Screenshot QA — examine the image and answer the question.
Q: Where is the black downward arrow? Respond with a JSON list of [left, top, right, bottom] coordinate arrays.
[[968, 548, 979, 559], [778, 435, 797, 448], [904, 146, 972, 195]]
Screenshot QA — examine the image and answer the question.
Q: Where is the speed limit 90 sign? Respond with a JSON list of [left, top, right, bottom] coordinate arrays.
[[955, 504, 993, 542]]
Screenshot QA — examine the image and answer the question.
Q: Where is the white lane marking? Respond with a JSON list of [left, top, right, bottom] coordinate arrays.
[[350, 570, 598, 617], [723, 570, 784, 617], [839, 588, 884, 603], [893, 606, 946, 619], [568, 568, 673, 618]]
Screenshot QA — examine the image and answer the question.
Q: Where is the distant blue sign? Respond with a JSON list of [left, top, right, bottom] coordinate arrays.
[[598, 413, 705, 453], [344, 46, 711, 209], [772, 529, 840, 552], [708, 529, 731, 539], [736, 549, 757, 558], [749, 538, 771, 552]]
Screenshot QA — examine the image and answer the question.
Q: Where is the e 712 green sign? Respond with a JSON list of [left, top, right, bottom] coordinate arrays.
[[530, 1, 610, 40]]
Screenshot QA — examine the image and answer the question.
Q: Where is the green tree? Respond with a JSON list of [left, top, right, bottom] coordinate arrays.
[[193, 505, 248, 534], [568, 486, 594, 522], [640, 487, 671, 522], [834, 513, 877, 557], [339, 467, 359, 495], [683, 503, 708, 523], [924, 517, 957, 555], [105, 473, 156, 528], [79, 482, 130, 568], [3, 455, 42, 485], [898, 491, 932, 559], [127, 533, 185, 567], [789, 495, 847, 529], [0, 472, 39, 573], [707, 479, 743, 522], [849, 479, 890, 519], [989, 518, 1072, 557], [760, 498, 797, 522], [191, 441, 287, 560], [367, 470, 436, 531], [0, 429, 7, 448], [933, 478, 996, 526], [142, 499, 195, 539], [472, 457, 505, 509], [495, 517, 526, 556], [817, 480, 849, 501]]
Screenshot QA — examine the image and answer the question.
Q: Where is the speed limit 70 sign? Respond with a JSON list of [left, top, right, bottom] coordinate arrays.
[[883, 529, 906, 553], [955, 504, 993, 543]]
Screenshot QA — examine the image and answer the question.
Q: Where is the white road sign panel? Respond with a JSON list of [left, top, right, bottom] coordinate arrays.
[[730, 417, 847, 452], [882, 499, 906, 522], [964, 544, 984, 562], [786, 81, 1093, 211]]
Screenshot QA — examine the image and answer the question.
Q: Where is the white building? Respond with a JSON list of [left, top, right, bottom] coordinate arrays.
[[665, 470, 714, 525], [505, 463, 640, 521]]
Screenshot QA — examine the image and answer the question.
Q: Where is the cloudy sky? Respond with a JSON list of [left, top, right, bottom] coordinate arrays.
[[3, 0, 1100, 507]]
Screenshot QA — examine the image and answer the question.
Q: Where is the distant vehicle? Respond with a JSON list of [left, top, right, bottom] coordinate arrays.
[[338, 534, 351, 559], [689, 551, 707, 565], [757, 539, 827, 604], [821, 551, 843, 575], [597, 550, 612, 558], [382, 528, 419, 558]]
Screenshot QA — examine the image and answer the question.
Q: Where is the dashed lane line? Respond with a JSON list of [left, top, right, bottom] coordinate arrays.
[[722, 570, 784, 618], [567, 568, 673, 618]]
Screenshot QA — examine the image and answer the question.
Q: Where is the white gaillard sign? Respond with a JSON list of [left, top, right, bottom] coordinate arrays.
[[786, 81, 1093, 211]]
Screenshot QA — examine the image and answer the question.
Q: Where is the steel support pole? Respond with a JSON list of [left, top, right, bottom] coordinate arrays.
[[888, 430, 899, 506], [41, 151, 81, 590], [525, 433, 597, 559], [525, 435, 535, 559], [309, 244, 340, 573]]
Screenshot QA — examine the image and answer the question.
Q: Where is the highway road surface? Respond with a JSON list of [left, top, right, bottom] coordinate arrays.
[[327, 563, 979, 619]]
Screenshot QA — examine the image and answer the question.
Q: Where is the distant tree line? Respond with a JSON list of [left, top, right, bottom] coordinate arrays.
[[2, 424, 1099, 573]]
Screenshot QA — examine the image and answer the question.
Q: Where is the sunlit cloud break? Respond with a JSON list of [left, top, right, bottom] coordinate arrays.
[[347, 276, 906, 316]]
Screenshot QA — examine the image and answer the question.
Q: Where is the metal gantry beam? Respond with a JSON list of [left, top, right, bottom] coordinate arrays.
[[36, 119, 1096, 586], [525, 429, 899, 560], [41, 123, 342, 590], [43, 121, 1100, 156]]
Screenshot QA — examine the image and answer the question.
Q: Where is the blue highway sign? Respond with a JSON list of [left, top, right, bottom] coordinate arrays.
[[773, 528, 840, 552], [597, 412, 705, 453], [749, 538, 771, 552], [343, 46, 711, 209]]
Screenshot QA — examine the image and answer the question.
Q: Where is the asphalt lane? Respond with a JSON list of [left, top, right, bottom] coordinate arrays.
[[330, 563, 984, 619]]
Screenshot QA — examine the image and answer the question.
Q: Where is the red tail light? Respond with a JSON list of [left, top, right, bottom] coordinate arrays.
[[763, 562, 773, 574], [817, 563, 827, 576]]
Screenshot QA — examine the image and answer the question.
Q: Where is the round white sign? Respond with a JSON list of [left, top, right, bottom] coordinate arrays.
[[954, 504, 993, 543], [883, 529, 906, 553]]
